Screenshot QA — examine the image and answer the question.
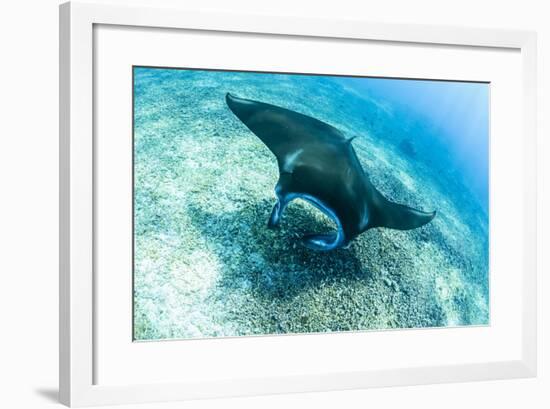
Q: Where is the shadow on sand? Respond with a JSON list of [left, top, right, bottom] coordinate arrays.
[[188, 198, 372, 301], [185, 197, 383, 334]]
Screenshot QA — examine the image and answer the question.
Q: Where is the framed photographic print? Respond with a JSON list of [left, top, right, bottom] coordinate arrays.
[[59, 1, 537, 407]]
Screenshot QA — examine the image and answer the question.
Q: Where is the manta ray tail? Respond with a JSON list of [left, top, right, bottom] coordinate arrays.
[[374, 199, 436, 231]]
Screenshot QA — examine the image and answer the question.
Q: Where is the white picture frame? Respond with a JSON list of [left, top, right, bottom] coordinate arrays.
[[59, 1, 537, 407]]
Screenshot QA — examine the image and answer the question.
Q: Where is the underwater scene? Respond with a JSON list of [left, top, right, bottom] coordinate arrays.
[[133, 66, 490, 340]]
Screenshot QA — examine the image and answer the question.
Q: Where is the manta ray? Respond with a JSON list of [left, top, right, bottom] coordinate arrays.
[[226, 93, 436, 251]]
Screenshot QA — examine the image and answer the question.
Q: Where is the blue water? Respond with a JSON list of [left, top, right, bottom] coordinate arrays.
[[133, 67, 490, 340], [341, 77, 489, 212]]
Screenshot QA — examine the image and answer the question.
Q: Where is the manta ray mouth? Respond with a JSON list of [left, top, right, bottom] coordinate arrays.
[[283, 193, 346, 251]]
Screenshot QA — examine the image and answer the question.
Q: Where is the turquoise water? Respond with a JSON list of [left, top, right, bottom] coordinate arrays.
[[133, 67, 489, 340]]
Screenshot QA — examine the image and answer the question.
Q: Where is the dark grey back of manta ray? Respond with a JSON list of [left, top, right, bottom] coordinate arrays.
[[225, 93, 436, 251]]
